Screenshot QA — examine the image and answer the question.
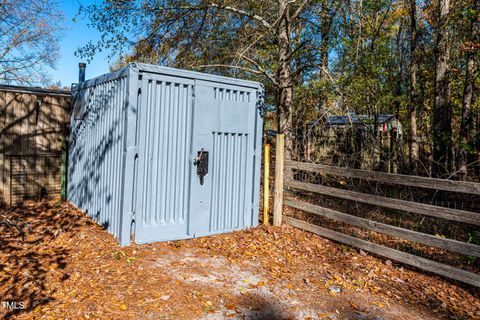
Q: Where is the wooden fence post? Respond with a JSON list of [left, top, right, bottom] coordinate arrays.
[[263, 144, 270, 225], [273, 134, 285, 226]]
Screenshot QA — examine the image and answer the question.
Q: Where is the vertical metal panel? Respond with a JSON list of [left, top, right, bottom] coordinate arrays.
[[134, 75, 194, 243], [251, 85, 264, 227], [209, 132, 249, 231], [68, 76, 129, 239]]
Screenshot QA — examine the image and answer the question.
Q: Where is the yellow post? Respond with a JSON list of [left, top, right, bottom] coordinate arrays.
[[273, 134, 285, 226], [263, 144, 270, 225]]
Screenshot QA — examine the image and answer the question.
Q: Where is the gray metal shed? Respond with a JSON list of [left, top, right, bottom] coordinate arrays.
[[67, 63, 264, 246]]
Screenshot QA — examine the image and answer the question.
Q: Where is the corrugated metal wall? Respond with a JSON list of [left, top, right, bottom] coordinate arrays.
[[68, 64, 263, 246], [0, 87, 70, 205], [209, 132, 249, 232], [68, 76, 129, 239]]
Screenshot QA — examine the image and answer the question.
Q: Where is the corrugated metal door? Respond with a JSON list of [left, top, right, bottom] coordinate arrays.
[[133, 75, 257, 243], [189, 80, 257, 236], [134, 74, 195, 243]]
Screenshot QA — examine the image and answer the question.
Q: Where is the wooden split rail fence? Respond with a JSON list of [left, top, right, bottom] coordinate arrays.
[[269, 134, 480, 287]]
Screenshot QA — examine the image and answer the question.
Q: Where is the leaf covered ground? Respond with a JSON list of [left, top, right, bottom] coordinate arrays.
[[0, 200, 479, 319]]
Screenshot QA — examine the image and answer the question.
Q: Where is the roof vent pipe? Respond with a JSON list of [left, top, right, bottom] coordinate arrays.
[[78, 62, 86, 83]]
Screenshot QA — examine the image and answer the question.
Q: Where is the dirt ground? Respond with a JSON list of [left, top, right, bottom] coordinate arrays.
[[1, 200, 479, 320]]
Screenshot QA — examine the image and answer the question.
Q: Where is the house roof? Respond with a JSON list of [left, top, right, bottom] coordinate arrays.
[[325, 114, 397, 126], [0, 84, 70, 97]]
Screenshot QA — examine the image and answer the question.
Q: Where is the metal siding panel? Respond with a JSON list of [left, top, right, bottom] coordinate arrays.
[[165, 83, 173, 224], [68, 74, 129, 243], [120, 73, 138, 245], [179, 85, 188, 224], [134, 75, 194, 243], [152, 81, 160, 225], [251, 87, 264, 227], [208, 132, 249, 232], [113, 78, 124, 238], [210, 133, 218, 230], [241, 134, 249, 228]]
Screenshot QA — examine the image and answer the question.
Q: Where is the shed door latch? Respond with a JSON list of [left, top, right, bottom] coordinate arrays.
[[194, 148, 208, 185]]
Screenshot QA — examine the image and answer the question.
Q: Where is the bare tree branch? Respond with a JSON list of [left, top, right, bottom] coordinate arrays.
[[290, 0, 310, 21], [0, 0, 63, 85], [194, 63, 278, 85], [209, 3, 272, 29], [237, 53, 279, 85]]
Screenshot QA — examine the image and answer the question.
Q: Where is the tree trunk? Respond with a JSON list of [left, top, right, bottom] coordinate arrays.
[[318, 33, 329, 118], [408, 0, 419, 173], [432, 0, 452, 178], [318, 1, 331, 119], [277, 0, 293, 160], [458, 16, 476, 179]]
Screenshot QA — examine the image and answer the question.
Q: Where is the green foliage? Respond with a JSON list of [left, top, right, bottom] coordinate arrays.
[[80, 0, 480, 172], [464, 229, 479, 265], [468, 230, 480, 245]]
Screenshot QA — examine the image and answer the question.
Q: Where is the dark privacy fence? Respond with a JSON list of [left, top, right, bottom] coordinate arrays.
[[0, 85, 70, 205]]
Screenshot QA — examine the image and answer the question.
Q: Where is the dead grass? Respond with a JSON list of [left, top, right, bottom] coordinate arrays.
[[0, 200, 479, 319]]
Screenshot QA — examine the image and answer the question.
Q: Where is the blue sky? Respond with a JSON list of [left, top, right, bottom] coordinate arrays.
[[51, 0, 113, 87]]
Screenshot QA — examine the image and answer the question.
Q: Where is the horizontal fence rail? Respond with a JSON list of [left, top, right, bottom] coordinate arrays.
[[282, 160, 480, 287], [285, 160, 480, 195], [285, 179, 480, 226], [285, 216, 480, 288], [285, 198, 480, 258]]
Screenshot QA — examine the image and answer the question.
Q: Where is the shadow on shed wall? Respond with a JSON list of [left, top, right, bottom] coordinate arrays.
[[67, 78, 128, 238]]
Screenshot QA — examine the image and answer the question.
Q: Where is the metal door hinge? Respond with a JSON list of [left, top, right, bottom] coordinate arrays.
[[138, 88, 142, 95]]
